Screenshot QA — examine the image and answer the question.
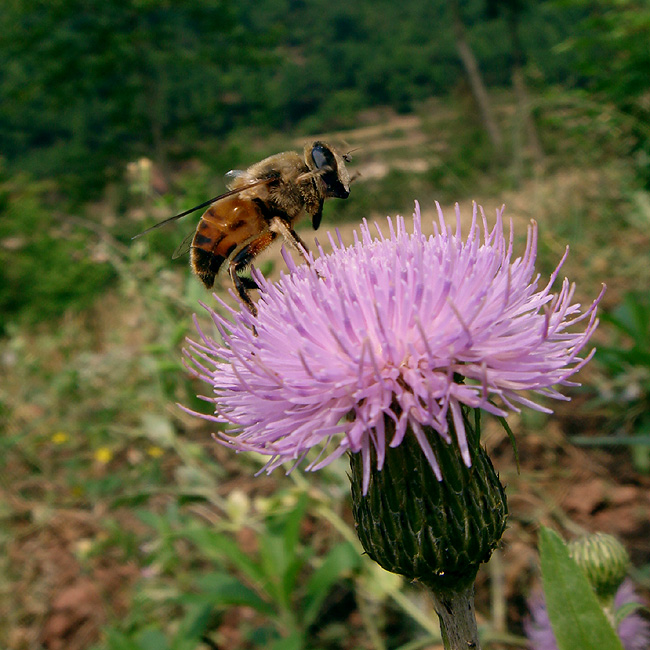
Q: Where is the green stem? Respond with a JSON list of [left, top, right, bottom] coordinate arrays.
[[427, 583, 481, 650]]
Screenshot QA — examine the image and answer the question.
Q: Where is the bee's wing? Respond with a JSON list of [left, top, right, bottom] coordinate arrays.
[[172, 230, 195, 259], [131, 178, 271, 240], [224, 169, 249, 190]]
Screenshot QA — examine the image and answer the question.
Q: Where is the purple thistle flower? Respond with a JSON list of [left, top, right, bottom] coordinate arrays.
[[183, 202, 604, 493], [524, 579, 650, 650], [616, 580, 650, 650]]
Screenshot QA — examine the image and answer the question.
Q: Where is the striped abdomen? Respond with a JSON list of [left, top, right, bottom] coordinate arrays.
[[190, 197, 266, 288]]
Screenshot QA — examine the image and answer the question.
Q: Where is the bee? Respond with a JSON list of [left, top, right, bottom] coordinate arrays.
[[133, 141, 351, 315]]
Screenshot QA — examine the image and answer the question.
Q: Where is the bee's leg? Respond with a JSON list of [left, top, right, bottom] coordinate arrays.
[[269, 217, 311, 265], [311, 199, 324, 230], [270, 216, 326, 280], [229, 269, 258, 316], [229, 232, 278, 317]]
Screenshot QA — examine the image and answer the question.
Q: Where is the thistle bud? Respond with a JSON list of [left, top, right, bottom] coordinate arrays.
[[569, 533, 630, 601], [350, 409, 508, 592]]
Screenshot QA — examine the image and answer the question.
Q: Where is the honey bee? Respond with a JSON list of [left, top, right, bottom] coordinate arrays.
[[133, 141, 351, 315]]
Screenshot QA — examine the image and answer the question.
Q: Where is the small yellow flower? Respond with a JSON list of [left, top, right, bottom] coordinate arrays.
[[147, 446, 164, 458], [94, 447, 113, 464], [51, 432, 69, 445]]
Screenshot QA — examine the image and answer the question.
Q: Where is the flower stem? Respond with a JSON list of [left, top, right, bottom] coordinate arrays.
[[427, 583, 481, 650]]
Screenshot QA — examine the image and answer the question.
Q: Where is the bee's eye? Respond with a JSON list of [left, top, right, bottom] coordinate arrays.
[[312, 145, 331, 171], [310, 142, 349, 199]]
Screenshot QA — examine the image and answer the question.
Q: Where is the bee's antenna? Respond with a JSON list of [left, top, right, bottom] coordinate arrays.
[[343, 147, 361, 163]]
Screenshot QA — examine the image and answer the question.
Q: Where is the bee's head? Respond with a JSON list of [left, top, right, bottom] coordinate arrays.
[[306, 141, 351, 199]]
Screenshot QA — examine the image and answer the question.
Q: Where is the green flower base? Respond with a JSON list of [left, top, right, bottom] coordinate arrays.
[[350, 408, 508, 592]]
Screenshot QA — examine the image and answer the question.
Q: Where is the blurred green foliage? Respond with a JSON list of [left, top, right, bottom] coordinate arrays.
[[96, 493, 365, 650], [579, 293, 650, 471], [557, 0, 650, 186], [0, 165, 117, 332], [0, 0, 591, 200], [0, 0, 269, 200]]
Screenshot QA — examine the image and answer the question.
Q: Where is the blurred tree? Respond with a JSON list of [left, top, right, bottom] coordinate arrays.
[[558, 0, 650, 186], [0, 0, 274, 200], [448, 0, 504, 154], [486, 0, 544, 175], [0, 0, 592, 200]]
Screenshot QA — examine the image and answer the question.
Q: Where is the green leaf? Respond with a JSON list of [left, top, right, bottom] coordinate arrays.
[[280, 492, 308, 552], [303, 542, 360, 626], [260, 494, 310, 604], [192, 572, 275, 615], [495, 413, 520, 473], [136, 628, 171, 650], [268, 631, 304, 650], [184, 527, 266, 585], [258, 532, 290, 603], [282, 548, 312, 608], [571, 435, 650, 447], [176, 603, 214, 641], [614, 601, 646, 628], [102, 629, 140, 650], [539, 527, 624, 650]]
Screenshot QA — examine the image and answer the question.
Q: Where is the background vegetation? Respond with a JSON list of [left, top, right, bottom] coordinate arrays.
[[1, 0, 649, 648]]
